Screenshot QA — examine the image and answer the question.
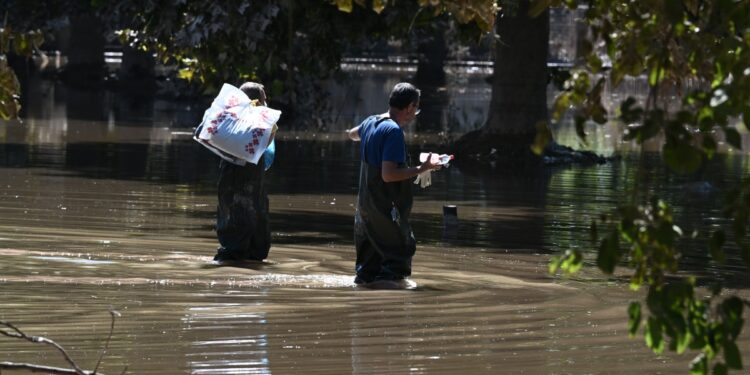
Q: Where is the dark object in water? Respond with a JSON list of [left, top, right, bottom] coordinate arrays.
[[542, 142, 608, 166], [443, 204, 459, 239]]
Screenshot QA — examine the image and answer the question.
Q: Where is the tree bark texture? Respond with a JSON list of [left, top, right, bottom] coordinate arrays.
[[453, 1, 549, 167], [486, 0, 549, 138]]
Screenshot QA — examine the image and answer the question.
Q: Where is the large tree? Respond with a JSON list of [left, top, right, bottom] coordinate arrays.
[[452, 0, 550, 164]]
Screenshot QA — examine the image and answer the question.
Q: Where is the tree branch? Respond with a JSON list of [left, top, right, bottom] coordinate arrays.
[[93, 311, 120, 374], [0, 312, 125, 375], [0, 362, 97, 375], [0, 321, 86, 375]]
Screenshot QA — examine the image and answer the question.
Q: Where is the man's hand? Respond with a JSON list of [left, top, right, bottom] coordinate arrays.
[[347, 126, 361, 141], [382, 153, 441, 183], [417, 153, 442, 173]]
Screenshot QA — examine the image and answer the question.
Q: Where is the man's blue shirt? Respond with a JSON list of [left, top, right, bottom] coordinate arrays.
[[358, 115, 406, 167]]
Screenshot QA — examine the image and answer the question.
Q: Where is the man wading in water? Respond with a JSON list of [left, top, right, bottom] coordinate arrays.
[[346, 82, 441, 288]]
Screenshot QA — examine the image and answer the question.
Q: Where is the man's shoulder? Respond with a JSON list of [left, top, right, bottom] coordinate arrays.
[[370, 116, 399, 131], [361, 115, 397, 133]]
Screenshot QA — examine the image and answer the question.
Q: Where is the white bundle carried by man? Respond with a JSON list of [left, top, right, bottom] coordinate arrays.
[[414, 153, 453, 188], [194, 83, 281, 165]]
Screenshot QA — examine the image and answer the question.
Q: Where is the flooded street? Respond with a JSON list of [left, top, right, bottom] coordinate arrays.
[[2, 71, 750, 374]]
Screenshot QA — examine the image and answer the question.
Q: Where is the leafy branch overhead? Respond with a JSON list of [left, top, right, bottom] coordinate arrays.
[[0, 27, 43, 120], [533, 0, 750, 168], [539, 0, 750, 373], [332, 0, 498, 32]]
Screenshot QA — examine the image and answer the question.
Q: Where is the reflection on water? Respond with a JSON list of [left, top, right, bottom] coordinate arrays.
[[3, 67, 750, 373]]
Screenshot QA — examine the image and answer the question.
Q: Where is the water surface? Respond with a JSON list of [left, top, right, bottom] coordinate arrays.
[[2, 67, 750, 373]]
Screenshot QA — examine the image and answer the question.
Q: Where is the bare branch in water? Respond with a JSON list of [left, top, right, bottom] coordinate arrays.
[[0, 320, 86, 375], [0, 362, 96, 374], [93, 310, 121, 374], [0, 311, 126, 375]]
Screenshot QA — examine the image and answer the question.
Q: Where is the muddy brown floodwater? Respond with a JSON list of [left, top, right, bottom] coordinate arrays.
[[1, 117, 749, 374]]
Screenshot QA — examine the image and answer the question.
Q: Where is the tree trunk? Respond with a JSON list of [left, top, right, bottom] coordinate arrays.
[[487, 1, 549, 136], [60, 14, 105, 85], [414, 21, 449, 134], [454, 1, 549, 166]]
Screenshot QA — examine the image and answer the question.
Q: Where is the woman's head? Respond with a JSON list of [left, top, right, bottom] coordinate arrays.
[[240, 82, 267, 105]]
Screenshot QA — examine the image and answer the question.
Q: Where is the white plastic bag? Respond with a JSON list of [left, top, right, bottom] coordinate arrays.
[[414, 153, 453, 188], [194, 83, 281, 165], [414, 170, 432, 188], [418, 153, 453, 166]]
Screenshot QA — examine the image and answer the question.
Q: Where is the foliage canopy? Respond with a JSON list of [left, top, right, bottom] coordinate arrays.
[[536, 0, 750, 373]]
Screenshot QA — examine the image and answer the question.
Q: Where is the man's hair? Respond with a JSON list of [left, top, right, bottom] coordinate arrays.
[[239, 82, 265, 101], [388, 82, 420, 109]]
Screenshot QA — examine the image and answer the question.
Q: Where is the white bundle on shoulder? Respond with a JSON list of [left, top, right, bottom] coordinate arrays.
[[194, 83, 281, 165]]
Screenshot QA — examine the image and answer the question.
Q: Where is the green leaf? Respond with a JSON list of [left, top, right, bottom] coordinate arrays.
[[12, 33, 32, 57], [548, 255, 561, 274], [334, 0, 354, 13], [628, 302, 642, 337], [723, 341, 743, 369], [552, 92, 571, 121], [724, 128, 742, 150], [530, 121, 552, 155], [721, 297, 744, 340], [371, 0, 386, 14], [712, 62, 725, 88], [177, 68, 194, 81], [690, 354, 708, 375], [597, 232, 619, 274], [648, 65, 665, 87], [676, 330, 691, 354], [663, 141, 703, 174], [0, 59, 21, 120], [560, 250, 583, 274], [645, 317, 665, 354]]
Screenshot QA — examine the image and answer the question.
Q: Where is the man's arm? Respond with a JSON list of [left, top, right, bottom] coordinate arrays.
[[381, 153, 441, 183], [347, 125, 361, 141]]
